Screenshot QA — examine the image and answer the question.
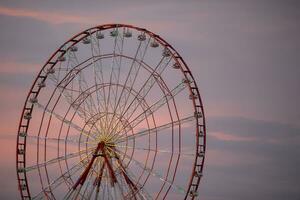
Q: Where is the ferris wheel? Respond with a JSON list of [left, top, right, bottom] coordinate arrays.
[[16, 24, 206, 200]]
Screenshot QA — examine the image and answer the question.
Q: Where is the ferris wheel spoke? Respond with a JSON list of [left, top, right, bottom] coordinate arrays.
[[115, 36, 149, 112], [63, 184, 82, 200], [32, 152, 93, 200], [110, 156, 136, 199], [25, 135, 85, 145], [77, 73, 100, 126], [47, 54, 108, 132], [115, 150, 187, 196], [116, 115, 195, 143], [116, 145, 195, 157], [70, 49, 101, 124], [125, 54, 172, 113], [111, 27, 125, 112], [88, 161, 105, 199], [102, 169, 111, 199], [122, 55, 167, 115], [81, 157, 105, 199], [112, 152, 150, 200], [65, 162, 99, 200], [68, 87, 105, 134], [79, 164, 98, 199], [36, 102, 97, 141], [120, 164, 153, 200], [56, 51, 93, 123], [95, 158, 123, 199], [106, 35, 151, 140], [115, 176, 129, 199], [108, 55, 172, 138], [67, 159, 96, 200], [103, 146, 136, 200], [123, 81, 188, 133], [110, 80, 187, 141], [62, 49, 104, 131], [72, 97, 104, 135], [72, 142, 104, 192], [70, 142, 125, 200], [114, 178, 127, 199], [24, 147, 96, 172], [89, 32, 107, 122], [105, 37, 150, 139], [77, 86, 104, 133], [103, 27, 122, 134]]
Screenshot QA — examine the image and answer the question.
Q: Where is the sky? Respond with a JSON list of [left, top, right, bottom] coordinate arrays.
[[0, 0, 300, 199]]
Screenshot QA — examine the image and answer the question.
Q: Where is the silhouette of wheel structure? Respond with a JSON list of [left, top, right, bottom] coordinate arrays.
[[16, 24, 206, 199]]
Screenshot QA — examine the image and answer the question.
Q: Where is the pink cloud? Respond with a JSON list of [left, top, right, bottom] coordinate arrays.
[[0, 61, 40, 74], [210, 131, 257, 142], [0, 6, 95, 24], [206, 149, 266, 167], [0, 6, 177, 33]]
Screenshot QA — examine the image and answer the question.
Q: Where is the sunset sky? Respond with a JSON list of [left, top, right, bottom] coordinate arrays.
[[0, 0, 300, 199]]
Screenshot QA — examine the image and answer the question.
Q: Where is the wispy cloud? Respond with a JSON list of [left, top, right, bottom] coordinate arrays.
[[202, 115, 300, 200], [210, 131, 257, 142], [0, 61, 39, 74], [0, 5, 179, 33], [0, 6, 95, 24], [206, 149, 265, 167], [208, 116, 300, 144]]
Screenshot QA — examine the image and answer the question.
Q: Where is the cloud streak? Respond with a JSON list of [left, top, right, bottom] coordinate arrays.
[[0, 61, 40, 74], [208, 116, 300, 144], [0, 6, 94, 24], [201, 115, 300, 200], [209, 131, 257, 142]]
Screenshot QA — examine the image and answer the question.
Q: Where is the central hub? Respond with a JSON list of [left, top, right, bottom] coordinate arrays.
[[96, 133, 116, 148], [95, 134, 117, 158]]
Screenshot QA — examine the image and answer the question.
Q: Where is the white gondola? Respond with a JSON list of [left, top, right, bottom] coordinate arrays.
[[197, 151, 205, 157], [172, 63, 180, 69], [29, 97, 38, 104], [150, 40, 159, 48], [47, 68, 55, 74], [70, 46, 78, 52], [82, 37, 91, 44], [182, 78, 191, 84], [189, 190, 199, 197], [189, 93, 198, 100], [110, 30, 118, 37], [96, 31, 104, 39], [137, 34, 146, 41], [18, 149, 25, 155], [38, 81, 46, 88], [162, 48, 171, 57], [19, 132, 27, 137], [199, 130, 204, 137], [20, 184, 27, 190], [124, 30, 132, 38], [24, 112, 32, 120], [194, 111, 202, 118], [194, 170, 203, 178], [17, 168, 25, 173], [58, 56, 66, 62]]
